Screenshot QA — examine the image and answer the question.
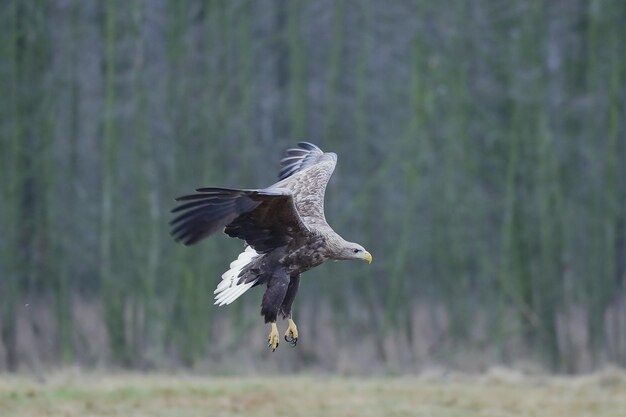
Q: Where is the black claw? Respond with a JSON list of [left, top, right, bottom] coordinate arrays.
[[284, 335, 298, 346]]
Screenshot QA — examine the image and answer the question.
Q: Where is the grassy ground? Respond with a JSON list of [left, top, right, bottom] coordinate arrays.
[[1, 369, 625, 417]]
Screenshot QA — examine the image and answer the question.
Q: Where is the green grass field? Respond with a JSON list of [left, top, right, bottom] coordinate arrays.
[[1, 369, 625, 417]]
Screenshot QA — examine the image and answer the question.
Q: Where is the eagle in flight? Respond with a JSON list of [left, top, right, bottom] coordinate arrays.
[[170, 142, 372, 351]]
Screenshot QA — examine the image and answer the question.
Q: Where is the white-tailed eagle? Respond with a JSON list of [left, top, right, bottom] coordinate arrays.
[[170, 142, 372, 351]]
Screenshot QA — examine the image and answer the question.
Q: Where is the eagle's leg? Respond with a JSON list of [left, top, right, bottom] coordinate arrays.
[[261, 268, 290, 352], [267, 323, 280, 352], [284, 318, 299, 346], [280, 274, 300, 346]]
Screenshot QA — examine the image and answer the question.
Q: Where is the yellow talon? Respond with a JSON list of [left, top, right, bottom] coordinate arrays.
[[284, 318, 299, 346], [268, 322, 280, 351]]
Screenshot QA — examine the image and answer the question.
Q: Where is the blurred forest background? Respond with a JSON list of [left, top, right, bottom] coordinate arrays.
[[0, 0, 625, 375]]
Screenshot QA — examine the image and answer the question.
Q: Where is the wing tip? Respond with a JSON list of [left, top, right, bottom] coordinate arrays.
[[297, 141, 322, 151], [278, 142, 326, 180]]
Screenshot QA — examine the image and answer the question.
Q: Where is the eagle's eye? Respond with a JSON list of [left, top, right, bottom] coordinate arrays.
[[353, 248, 360, 253]]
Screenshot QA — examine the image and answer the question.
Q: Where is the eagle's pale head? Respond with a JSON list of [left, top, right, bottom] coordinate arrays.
[[332, 241, 372, 263]]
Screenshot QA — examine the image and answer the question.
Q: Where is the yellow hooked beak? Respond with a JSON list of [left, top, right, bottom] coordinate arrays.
[[363, 251, 372, 264]]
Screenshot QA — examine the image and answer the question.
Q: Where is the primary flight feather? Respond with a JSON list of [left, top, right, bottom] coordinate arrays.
[[170, 142, 372, 351]]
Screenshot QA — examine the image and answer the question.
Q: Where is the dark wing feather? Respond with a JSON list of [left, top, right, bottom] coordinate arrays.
[[278, 142, 325, 180], [170, 187, 307, 251], [170, 188, 259, 245]]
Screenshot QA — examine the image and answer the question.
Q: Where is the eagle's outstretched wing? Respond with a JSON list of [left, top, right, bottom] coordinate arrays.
[[170, 142, 335, 249], [274, 142, 337, 226], [170, 188, 307, 252]]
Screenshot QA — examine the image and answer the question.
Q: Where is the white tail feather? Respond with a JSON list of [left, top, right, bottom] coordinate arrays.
[[214, 246, 259, 306]]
